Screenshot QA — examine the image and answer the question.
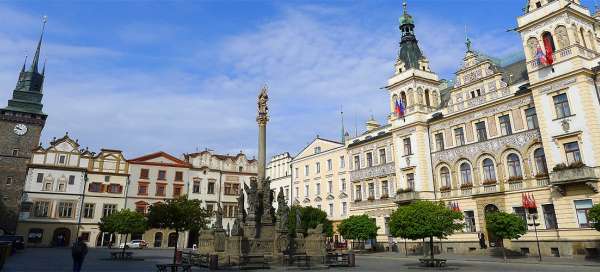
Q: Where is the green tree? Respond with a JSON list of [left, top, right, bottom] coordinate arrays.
[[99, 209, 148, 256], [337, 215, 379, 246], [389, 201, 463, 262], [147, 196, 210, 264], [485, 211, 527, 261], [587, 203, 600, 232], [288, 205, 333, 237]]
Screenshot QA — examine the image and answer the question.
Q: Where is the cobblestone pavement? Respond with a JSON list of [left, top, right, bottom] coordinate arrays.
[[4, 248, 600, 271]]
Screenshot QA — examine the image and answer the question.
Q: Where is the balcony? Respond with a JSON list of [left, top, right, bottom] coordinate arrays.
[[527, 44, 598, 72], [352, 196, 396, 208], [350, 162, 395, 182], [395, 191, 420, 204], [550, 166, 600, 195]]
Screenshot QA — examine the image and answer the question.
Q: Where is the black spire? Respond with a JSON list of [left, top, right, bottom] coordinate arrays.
[[397, 1, 424, 70], [30, 16, 47, 73]]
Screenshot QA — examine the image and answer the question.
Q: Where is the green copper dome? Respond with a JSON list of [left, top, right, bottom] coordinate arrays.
[[399, 13, 414, 25]]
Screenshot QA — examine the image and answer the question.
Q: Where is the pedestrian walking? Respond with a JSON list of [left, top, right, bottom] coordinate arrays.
[[71, 237, 88, 272], [478, 232, 487, 249]]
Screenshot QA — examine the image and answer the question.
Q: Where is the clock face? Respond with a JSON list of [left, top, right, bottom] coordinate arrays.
[[14, 124, 27, 136]]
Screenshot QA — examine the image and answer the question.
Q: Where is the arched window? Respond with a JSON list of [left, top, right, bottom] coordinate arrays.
[[527, 37, 539, 60], [440, 167, 451, 188], [542, 32, 556, 53], [482, 158, 496, 182], [154, 232, 163, 248], [460, 163, 472, 185], [400, 92, 407, 106], [534, 148, 548, 175], [554, 25, 570, 49], [425, 89, 431, 107], [507, 153, 523, 179]]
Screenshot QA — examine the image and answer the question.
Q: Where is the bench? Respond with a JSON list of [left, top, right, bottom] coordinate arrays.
[[156, 263, 192, 272], [419, 258, 447, 267], [326, 253, 351, 267], [110, 251, 133, 260]]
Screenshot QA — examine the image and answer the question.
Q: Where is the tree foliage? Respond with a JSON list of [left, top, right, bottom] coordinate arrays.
[[485, 211, 527, 240], [389, 201, 464, 240], [337, 215, 378, 241], [587, 203, 600, 232], [99, 209, 148, 235], [147, 196, 210, 232], [288, 205, 333, 237]]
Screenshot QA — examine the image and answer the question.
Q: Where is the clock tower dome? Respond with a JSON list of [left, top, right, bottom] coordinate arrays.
[[0, 18, 48, 233]]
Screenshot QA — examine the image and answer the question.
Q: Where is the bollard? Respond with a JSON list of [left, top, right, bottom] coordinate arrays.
[[209, 254, 218, 270], [348, 253, 355, 267]]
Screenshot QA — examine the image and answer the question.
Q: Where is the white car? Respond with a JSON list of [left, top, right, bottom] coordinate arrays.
[[118, 240, 147, 249]]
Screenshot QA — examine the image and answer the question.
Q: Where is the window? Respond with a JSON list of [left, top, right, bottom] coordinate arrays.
[[525, 108, 538, 129], [403, 138, 412, 155], [58, 155, 66, 164], [542, 204, 558, 229], [316, 162, 320, 174], [104, 175, 110, 182], [224, 183, 239, 195], [382, 181, 389, 196], [327, 159, 332, 171], [193, 180, 201, 193], [206, 204, 214, 213], [33, 201, 50, 217], [36, 173, 43, 183], [83, 203, 95, 218], [107, 184, 122, 194], [295, 187, 299, 198], [5, 177, 13, 185], [499, 115, 512, 136], [156, 184, 166, 196], [174, 171, 183, 181], [140, 169, 149, 179], [102, 204, 117, 217], [43, 179, 53, 191], [305, 184, 309, 197], [435, 133, 445, 151], [80, 232, 90, 242], [534, 148, 548, 175], [317, 204, 321, 210], [316, 183, 321, 195], [342, 202, 347, 215], [353, 155, 360, 169], [355, 185, 362, 200], [304, 165, 309, 176], [464, 211, 476, 232], [57, 202, 74, 218], [328, 180, 333, 193], [454, 127, 465, 146], [173, 186, 182, 197], [460, 163, 472, 185], [27, 228, 43, 243], [329, 203, 333, 216], [440, 167, 451, 188], [341, 178, 346, 192], [366, 152, 373, 167], [238, 166, 243, 172], [314, 146, 321, 154], [138, 184, 148, 195], [564, 142, 582, 164], [482, 158, 496, 182], [475, 121, 487, 142], [368, 183, 375, 198], [407, 174, 415, 190], [12, 148, 19, 156], [340, 156, 345, 168], [57, 180, 66, 192], [575, 199, 593, 228], [379, 149, 387, 164], [158, 170, 167, 180], [207, 181, 215, 194], [89, 182, 102, 192], [295, 168, 299, 178], [507, 154, 523, 179], [68, 175, 75, 185], [553, 93, 571, 119]]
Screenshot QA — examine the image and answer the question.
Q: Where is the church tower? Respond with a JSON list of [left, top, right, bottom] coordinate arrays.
[[517, 0, 600, 195], [386, 1, 439, 201], [0, 18, 48, 232]]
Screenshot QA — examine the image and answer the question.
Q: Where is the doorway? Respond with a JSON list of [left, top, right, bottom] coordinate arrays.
[[52, 228, 71, 247]]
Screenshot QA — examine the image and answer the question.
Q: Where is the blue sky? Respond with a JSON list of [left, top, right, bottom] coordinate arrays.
[[1, 0, 596, 159]]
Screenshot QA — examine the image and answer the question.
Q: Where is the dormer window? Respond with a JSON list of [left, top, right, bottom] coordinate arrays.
[[59, 155, 66, 164], [535, 1, 542, 8], [314, 147, 321, 154]]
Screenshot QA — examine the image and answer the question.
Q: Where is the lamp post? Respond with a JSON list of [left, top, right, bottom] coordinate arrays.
[[527, 213, 542, 261]]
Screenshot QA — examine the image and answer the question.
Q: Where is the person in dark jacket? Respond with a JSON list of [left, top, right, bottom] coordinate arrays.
[[71, 237, 88, 272], [478, 232, 487, 249]]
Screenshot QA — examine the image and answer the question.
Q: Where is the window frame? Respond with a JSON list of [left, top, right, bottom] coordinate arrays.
[[553, 93, 572, 119], [454, 127, 465, 146], [498, 114, 512, 136]]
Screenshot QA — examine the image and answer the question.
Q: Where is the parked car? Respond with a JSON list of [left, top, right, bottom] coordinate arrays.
[[0, 235, 25, 251], [118, 240, 147, 249]]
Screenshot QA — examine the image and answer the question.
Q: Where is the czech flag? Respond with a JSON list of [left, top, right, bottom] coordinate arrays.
[[543, 35, 554, 65], [395, 99, 405, 120], [535, 45, 548, 66]]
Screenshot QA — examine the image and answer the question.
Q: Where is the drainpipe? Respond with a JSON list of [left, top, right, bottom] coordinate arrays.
[[76, 171, 88, 239]]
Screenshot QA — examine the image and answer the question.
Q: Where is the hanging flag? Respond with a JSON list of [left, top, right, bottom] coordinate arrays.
[[395, 99, 406, 121], [521, 193, 530, 209], [535, 45, 548, 66], [528, 193, 537, 209], [543, 35, 554, 65]]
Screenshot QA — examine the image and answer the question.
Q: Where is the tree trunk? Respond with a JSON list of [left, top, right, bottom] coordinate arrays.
[[429, 236, 435, 261], [173, 231, 179, 265], [502, 244, 507, 262], [122, 233, 128, 257]]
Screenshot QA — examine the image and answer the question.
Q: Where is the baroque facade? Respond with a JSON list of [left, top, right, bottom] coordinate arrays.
[[341, 0, 600, 258]]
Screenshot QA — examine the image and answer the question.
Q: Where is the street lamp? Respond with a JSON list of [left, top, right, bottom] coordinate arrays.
[[527, 212, 542, 261]]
